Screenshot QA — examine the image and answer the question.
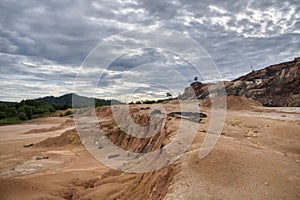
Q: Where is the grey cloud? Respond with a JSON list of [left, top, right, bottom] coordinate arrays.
[[137, 0, 179, 20], [0, 0, 299, 101]]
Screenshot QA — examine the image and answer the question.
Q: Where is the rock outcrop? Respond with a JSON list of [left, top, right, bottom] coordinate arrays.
[[93, 106, 181, 200], [181, 57, 300, 107]]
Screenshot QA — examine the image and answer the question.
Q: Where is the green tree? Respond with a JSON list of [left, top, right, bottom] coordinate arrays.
[[0, 103, 8, 119], [166, 92, 172, 99], [194, 76, 198, 82], [0, 103, 8, 112], [0, 111, 5, 119], [95, 100, 103, 107], [18, 105, 33, 119], [6, 107, 17, 117], [18, 112, 27, 120]]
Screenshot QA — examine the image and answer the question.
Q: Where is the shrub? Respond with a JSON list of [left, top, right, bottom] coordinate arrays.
[[0, 111, 6, 119], [18, 112, 27, 120], [6, 107, 17, 117], [64, 110, 73, 116], [18, 105, 33, 119], [0, 103, 8, 113]]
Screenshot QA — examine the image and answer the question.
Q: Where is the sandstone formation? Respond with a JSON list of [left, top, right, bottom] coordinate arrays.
[[182, 57, 300, 107]]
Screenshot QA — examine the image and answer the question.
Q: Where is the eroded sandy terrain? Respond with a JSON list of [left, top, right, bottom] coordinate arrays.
[[0, 98, 299, 199]]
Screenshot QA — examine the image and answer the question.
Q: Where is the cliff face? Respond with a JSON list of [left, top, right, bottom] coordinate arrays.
[[182, 57, 300, 107], [93, 106, 180, 200]]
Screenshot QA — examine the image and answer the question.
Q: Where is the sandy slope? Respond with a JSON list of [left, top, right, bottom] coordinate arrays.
[[0, 98, 299, 199], [165, 107, 300, 199]]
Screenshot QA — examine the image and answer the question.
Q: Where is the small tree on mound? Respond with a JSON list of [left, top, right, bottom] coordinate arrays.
[[166, 92, 172, 99]]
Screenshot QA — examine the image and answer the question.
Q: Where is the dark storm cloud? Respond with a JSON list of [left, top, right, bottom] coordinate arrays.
[[0, 0, 299, 101]]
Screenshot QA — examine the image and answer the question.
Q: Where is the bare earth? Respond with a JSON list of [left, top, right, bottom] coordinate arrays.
[[0, 98, 299, 199]]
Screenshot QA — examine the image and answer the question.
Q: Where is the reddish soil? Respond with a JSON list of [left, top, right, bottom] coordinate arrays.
[[0, 98, 299, 199]]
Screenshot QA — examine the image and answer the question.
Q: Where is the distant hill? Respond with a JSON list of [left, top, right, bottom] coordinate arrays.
[[0, 101, 17, 106], [182, 57, 300, 107], [0, 93, 122, 124], [36, 93, 122, 108]]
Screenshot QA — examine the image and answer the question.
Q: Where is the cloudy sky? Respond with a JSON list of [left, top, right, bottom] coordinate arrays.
[[0, 0, 299, 102]]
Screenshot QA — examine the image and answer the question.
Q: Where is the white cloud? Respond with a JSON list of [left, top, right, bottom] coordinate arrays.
[[208, 5, 227, 15], [0, 0, 299, 101]]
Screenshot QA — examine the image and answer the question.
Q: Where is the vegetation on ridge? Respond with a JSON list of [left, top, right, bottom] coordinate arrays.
[[0, 93, 122, 125]]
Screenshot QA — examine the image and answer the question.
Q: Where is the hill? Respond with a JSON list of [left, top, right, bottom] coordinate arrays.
[[36, 93, 122, 108], [182, 57, 300, 107], [0, 101, 17, 106], [0, 94, 122, 125]]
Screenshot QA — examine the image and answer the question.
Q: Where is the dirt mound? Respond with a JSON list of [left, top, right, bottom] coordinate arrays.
[[226, 96, 262, 109], [202, 96, 262, 110], [92, 166, 178, 200], [48, 105, 180, 199], [35, 129, 80, 147], [24, 119, 74, 134], [24, 126, 60, 134], [50, 164, 178, 200], [96, 106, 112, 117]]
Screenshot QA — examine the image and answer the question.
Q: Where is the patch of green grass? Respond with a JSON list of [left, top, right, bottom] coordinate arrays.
[[0, 117, 22, 125]]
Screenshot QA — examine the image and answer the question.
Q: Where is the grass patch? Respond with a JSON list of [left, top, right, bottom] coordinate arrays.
[[0, 117, 22, 125]]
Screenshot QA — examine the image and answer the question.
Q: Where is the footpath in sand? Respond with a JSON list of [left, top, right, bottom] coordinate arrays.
[[0, 97, 299, 199]]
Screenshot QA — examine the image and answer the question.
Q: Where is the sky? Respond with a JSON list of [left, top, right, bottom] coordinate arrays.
[[0, 0, 299, 102]]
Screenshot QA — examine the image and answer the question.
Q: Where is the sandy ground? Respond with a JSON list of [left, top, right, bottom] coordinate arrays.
[[0, 99, 299, 199], [165, 106, 300, 200]]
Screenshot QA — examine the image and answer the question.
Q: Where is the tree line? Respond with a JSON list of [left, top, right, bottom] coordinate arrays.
[[0, 100, 71, 124]]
